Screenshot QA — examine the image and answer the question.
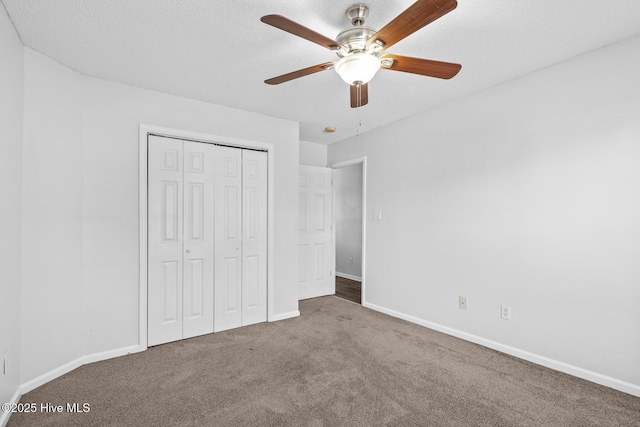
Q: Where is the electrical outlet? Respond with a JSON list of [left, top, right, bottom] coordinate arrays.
[[459, 296, 467, 310], [501, 305, 511, 320], [373, 210, 382, 220]]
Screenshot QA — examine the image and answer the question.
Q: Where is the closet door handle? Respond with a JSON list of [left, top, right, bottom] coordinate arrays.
[[186, 249, 191, 253]]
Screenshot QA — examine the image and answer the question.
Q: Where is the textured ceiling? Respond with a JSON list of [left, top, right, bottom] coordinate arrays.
[[3, 0, 640, 144]]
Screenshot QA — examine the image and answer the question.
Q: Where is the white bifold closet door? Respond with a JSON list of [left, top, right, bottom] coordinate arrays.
[[214, 147, 268, 332], [148, 135, 267, 346]]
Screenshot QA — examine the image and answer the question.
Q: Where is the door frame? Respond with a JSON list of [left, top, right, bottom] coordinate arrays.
[[138, 124, 275, 350], [328, 156, 367, 305]]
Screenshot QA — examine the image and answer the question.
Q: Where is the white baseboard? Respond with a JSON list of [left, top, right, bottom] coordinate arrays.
[[336, 272, 362, 282], [0, 388, 22, 427], [270, 310, 300, 322], [20, 344, 142, 395], [363, 301, 640, 398]]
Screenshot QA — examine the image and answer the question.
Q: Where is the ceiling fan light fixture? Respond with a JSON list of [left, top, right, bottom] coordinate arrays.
[[261, 0, 461, 108], [335, 53, 381, 85]]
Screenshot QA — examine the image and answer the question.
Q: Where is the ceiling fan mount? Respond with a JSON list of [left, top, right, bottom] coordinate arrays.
[[261, 0, 462, 108], [346, 4, 369, 27]]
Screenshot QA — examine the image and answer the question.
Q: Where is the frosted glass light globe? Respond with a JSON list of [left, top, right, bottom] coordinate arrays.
[[335, 53, 381, 85]]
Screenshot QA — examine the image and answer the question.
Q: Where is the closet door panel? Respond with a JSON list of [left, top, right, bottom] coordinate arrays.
[[214, 146, 243, 332], [148, 135, 184, 346], [242, 150, 268, 326], [182, 141, 215, 339]]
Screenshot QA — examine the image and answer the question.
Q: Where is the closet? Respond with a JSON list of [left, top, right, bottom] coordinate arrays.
[[147, 135, 267, 346]]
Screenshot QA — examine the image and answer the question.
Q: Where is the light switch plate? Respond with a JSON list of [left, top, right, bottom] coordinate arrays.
[[374, 210, 382, 220]]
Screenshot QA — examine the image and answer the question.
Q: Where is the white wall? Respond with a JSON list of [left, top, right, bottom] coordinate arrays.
[[299, 140, 327, 167], [328, 35, 640, 393], [334, 164, 362, 279], [20, 48, 300, 385], [0, 3, 23, 411], [21, 49, 85, 383]]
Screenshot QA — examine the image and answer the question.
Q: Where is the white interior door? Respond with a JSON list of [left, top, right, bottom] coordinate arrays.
[[241, 150, 268, 326], [214, 146, 243, 332], [298, 165, 334, 300]]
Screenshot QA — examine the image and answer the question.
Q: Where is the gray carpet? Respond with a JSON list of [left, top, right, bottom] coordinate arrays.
[[8, 296, 640, 426]]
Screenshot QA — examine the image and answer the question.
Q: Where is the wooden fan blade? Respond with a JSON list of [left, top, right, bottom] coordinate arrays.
[[366, 0, 457, 51], [350, 83, 369, 108], [381, 55, 461, 79], [261, 15, 339, 50], [265, 62, 334, 85]]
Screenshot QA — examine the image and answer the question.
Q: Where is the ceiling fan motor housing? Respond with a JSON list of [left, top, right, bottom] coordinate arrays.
[[336, 26, 377, 55], [336, 4, 378, 56]]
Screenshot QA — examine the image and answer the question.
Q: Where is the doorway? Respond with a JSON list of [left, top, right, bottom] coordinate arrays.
[[329, 157, 366, 305]]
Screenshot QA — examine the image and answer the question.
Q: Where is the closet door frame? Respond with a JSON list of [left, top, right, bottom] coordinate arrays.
[[138, 124, 275, 350]]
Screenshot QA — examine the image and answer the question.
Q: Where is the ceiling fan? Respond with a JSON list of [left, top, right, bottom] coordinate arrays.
[[261, 0, 461, 108]]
